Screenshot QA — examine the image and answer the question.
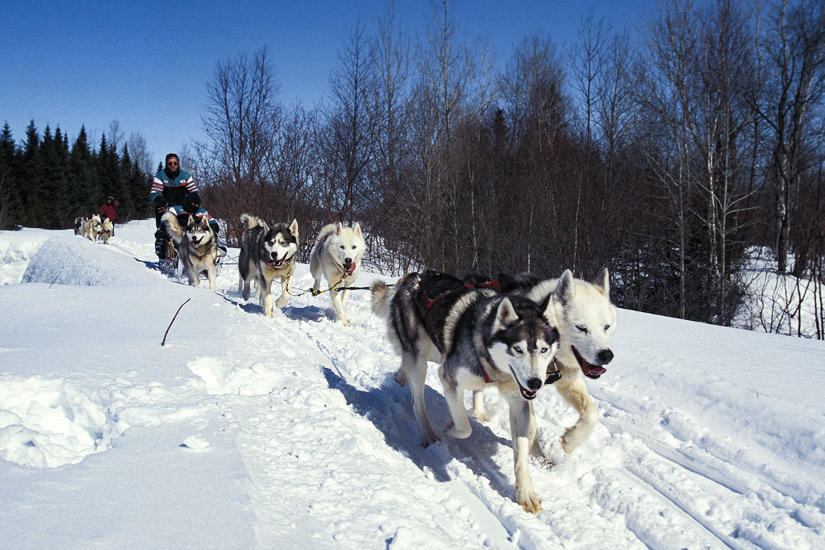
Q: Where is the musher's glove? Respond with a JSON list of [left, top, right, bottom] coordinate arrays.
[[154, 196, 168, 214]]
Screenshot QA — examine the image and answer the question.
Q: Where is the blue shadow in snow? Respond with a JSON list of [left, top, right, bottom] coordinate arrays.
[[321, 366, 515, 504]]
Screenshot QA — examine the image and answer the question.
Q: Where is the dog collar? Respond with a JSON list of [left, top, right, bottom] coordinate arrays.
[[478, 357, 493, 384]]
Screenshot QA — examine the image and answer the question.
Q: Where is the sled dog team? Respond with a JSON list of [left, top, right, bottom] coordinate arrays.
[[166, 211, 618, 514], [74, 214, 114, 244]]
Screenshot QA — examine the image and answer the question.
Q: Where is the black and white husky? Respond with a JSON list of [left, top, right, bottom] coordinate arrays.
[[238, 214, 299, 317], [469, 270, 618, 463], [371, 270, 560, 513], [161, 212, 219, 291]]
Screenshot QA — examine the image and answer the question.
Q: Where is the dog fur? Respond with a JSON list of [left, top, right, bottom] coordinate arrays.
[[238, 214, 299, 317], [73, 216, 86, 236], [161, 212, 219, 291], [309, 222, 366, 326], [100, 218, 114, 244], [80, 214, 102, 242], [472, 269, 618, 460], [371, 270, 560, 513]]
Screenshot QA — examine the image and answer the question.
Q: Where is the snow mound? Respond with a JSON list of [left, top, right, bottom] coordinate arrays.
[[187, 357, 287, 396], [0, 231, 50, 285], [20, 235, 157, 287], [0, 375, 120, 468]]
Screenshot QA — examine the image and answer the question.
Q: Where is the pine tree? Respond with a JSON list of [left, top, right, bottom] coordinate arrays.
[[22, 120, 46, 226], [123, 144, 152, 220], [96, 134, 121, 217], [0, 122, 22, 228], [41, 125, 71, 228], [69, 125, 96, 218]]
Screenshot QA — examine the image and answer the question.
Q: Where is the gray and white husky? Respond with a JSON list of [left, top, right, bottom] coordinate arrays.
[[161, 212, 219, 291], [238, 214, 299, 317], [309, 222, 366, 326], [80, 214, 102, 242], [471, 269, 618, 461], [371, 270, 560, 513]]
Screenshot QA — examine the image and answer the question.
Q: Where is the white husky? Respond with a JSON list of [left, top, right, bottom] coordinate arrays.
[[80, 214, 102, 242], [474, 269, 617, 460], [309, 222, 366, 326]]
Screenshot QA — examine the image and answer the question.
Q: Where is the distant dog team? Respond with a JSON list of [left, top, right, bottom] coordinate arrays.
[[78, 214, 103, 242], [75, 214, 114, 244]]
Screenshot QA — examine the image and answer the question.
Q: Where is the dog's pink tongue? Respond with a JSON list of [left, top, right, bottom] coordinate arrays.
[[584, 365, 606, 378]]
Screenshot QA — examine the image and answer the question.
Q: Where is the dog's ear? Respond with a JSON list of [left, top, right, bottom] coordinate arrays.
[[593, 268, 609, 297], [289, 218, 299, 238], [554, 269, 575, 306], [353, 222, 362, 238], [493, 297, 519, 332], [336, 222, 344, 235], [540, 292, 559, 327]]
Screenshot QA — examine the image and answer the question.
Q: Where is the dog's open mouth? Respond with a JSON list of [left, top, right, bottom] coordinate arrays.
[[572, 347, 607, 379], [510, 367, 538, 400], [267, 258, 285, 268], [190, 237, 202, 247], [343, 263, 356, 276]]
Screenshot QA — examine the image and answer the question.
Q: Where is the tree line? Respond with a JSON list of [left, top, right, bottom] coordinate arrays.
[[0, 120, 153, 229], [193, 0, 824, 335]]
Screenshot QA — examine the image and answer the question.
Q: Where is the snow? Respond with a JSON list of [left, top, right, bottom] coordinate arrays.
[[1, 220, 824, 549]]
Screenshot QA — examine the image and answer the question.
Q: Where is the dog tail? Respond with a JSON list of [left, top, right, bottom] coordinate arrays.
[[370, 280, 395, 319], [161, 212, 186, 245], [240, 213, 266, 232]]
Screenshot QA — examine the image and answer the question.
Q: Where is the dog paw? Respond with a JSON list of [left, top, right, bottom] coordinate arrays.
[[393, 370, 407, 388], [472, 408, 489, 423], [445, 421, 472, 439], [339, 318, 351, 327], [542, 437, 568, 466], [516, 487, 542, 514], [420, 432, 439, 448]]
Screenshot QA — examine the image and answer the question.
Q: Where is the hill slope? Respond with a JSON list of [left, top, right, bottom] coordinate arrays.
[[1, 221, 824, 549]]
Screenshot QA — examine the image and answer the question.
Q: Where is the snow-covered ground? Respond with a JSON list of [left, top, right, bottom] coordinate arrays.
[[1, 220, 824, 550]]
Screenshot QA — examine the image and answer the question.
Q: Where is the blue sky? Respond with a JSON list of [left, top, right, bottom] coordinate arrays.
[[0, 0, 653, 170]]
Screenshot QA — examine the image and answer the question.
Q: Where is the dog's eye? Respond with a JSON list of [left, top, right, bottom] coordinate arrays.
[[540, 346, 549, 354], [604, 324, 610, 331], [576, 325, 588, 334], [340, 245, 345, 249], [512, 346, 523, 355], [351, 245, 357, 250]]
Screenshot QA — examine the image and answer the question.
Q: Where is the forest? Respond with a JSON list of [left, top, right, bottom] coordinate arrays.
[[1, 0, 823, 336], [0, 122, 154, 228]]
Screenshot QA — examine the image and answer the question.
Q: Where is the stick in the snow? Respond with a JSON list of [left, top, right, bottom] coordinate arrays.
[[162, 298, 191, 346], [48, 266, 65, 289]]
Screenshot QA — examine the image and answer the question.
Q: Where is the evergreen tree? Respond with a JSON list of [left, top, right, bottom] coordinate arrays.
[[22, 120, 46, 226], [124, 145, 152, 220], [69, 125, 97, 217], [41, 125, 71, 228], [0, 122, 21, 228], [117, 144, 134, 220], [96, 134, 122, 216]]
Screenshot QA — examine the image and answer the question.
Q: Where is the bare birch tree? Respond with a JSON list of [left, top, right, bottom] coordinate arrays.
[[320, 19, 377, 224], [749, 0, 825, 273]]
